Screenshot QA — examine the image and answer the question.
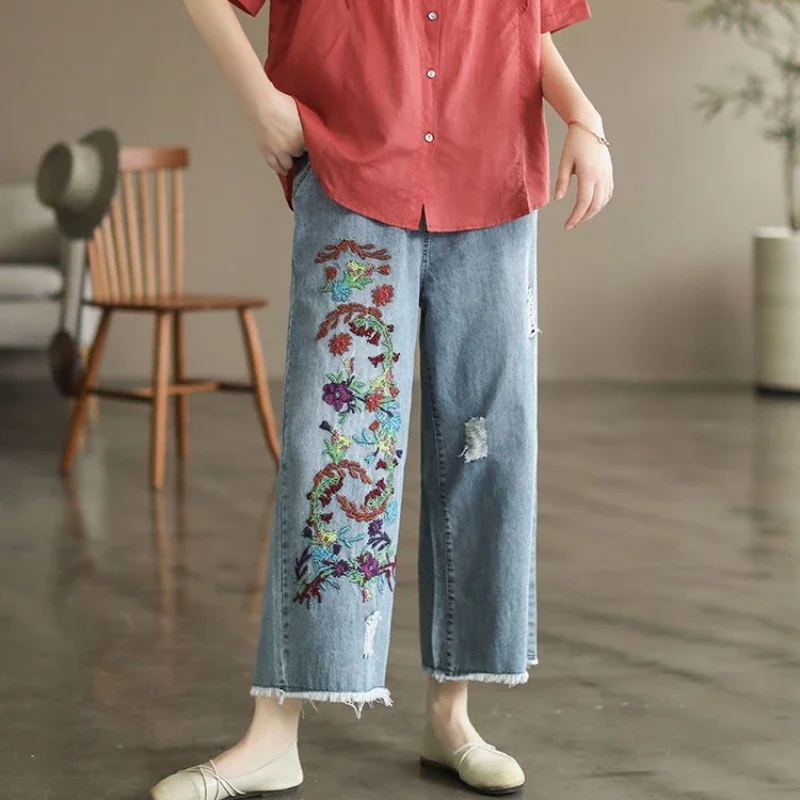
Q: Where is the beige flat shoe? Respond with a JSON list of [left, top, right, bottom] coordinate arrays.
[[420, 726, 525, 796], [149, 741, 303, 800]]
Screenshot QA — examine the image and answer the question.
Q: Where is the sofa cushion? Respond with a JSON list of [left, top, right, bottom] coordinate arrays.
[[0, 264, 62, 300], [0, 183, 60, 263]]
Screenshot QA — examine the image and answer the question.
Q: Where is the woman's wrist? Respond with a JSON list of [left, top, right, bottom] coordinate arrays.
[[565, 108, 604, 135], [567, 120, 610, 147], [247, 84, 283, 128]]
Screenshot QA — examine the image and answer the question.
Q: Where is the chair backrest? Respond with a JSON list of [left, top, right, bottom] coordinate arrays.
[[87, 147, 189, 302]]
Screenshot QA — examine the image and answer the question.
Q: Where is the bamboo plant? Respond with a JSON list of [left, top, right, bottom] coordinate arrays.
[[673, 0, 800, 230]]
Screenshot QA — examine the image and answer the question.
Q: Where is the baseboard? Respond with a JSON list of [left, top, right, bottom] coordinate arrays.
[[756, 384, 800, 399]]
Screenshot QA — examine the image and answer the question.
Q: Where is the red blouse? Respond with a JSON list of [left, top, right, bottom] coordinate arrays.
[[232, 0, 592, 232]]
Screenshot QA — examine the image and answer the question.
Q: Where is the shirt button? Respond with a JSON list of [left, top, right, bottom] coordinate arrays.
[[424, 132, 435, 143], [426, 69, 437, 79], [427, 11, 438, 20]]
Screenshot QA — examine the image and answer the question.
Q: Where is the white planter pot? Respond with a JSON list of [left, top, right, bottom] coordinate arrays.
[[754, 228, 800, 394]]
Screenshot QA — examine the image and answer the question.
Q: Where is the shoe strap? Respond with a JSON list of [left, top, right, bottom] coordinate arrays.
[[191, 760, 246, 800], [187, 740, 299, 800], [451, 742, 497, 770]]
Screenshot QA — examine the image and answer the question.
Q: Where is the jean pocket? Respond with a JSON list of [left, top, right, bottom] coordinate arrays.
[[291, 153, 312, 202]]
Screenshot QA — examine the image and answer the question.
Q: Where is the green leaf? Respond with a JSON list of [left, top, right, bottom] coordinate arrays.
[[323, 439, 340, 463], [326, 370, 345, 384]]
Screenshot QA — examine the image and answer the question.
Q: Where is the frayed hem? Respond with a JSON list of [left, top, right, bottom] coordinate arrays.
[[249, 686, 392, 718], [422, 667, 530, 687]]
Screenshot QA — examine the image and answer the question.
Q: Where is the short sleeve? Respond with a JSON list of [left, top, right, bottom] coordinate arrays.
[[229, 0, 267, 16], [541, 0, 592, 34]]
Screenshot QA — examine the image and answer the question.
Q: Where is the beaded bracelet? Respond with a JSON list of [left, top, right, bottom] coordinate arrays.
[[568, 120, 611, 148]]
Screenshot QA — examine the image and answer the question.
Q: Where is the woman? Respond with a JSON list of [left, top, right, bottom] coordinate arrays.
[[153, 0, 612, 797]]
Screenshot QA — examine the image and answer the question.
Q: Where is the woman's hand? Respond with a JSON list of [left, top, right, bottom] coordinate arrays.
[[554, 124, 614, 230], [253, 90, 307, 176], [181, 0, 307, 175]]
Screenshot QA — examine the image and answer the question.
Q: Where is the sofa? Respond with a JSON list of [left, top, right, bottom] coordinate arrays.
[[0, 182, 91, 358]]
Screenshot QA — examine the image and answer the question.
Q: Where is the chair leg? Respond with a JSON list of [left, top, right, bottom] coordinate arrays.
[[61, 310, 113, 475], [80, 345, 100, 427], [172, 311, 189, 459], [238, 308, 281, 465], [151, 311, 172, 490]]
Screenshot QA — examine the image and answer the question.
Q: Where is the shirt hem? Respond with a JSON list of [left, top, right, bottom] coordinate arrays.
[[312, 171, 548, 233]]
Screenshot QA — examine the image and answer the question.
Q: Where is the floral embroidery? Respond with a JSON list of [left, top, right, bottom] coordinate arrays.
[[328, 333, 352, 356], [294, 240, 403, 607], [331, 281, 352, 302], [322, 381, 356, 413], [371, 284, 394, 307]]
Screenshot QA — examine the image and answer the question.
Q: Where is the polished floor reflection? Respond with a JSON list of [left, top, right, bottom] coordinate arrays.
[[0, 380, 798, 799]]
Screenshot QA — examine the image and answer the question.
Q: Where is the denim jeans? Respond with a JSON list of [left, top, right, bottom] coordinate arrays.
[[252, 156, 539, 711]]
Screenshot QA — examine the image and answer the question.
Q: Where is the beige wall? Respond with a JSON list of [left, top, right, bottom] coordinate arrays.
[[2, 1, 781, 382]]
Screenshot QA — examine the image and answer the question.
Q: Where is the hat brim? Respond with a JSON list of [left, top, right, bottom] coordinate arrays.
[[55, 129, 120, 239]]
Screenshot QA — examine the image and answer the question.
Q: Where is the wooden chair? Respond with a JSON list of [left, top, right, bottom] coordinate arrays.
[[60, 147, 281, 489]]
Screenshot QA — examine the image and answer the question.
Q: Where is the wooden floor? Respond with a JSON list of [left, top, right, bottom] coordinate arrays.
[[0, 378, 798, 799]]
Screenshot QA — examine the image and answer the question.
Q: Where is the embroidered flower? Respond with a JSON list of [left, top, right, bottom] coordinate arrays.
[[322, 381, 355, 412], [365, 392, 384, 412], [333, 559, 350, 577], [368, 521, 391, 551], [382, 414, 402, 433], [371, 284, 394, 306], [325, 267, 337, 281], [384, 500, 399, 523], [365, 478, 387, 503], [318, 527, 338, 546], [329, 333, 352, 356], [377, 265, 391, 275], [351, 322, 375, 338], [346, 260, 372, 280], [359, 553, 382, 578], [331, 281, 352, 302]]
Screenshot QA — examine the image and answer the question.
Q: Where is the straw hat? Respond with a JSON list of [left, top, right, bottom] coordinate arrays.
[[36, 128, 120, 239]]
